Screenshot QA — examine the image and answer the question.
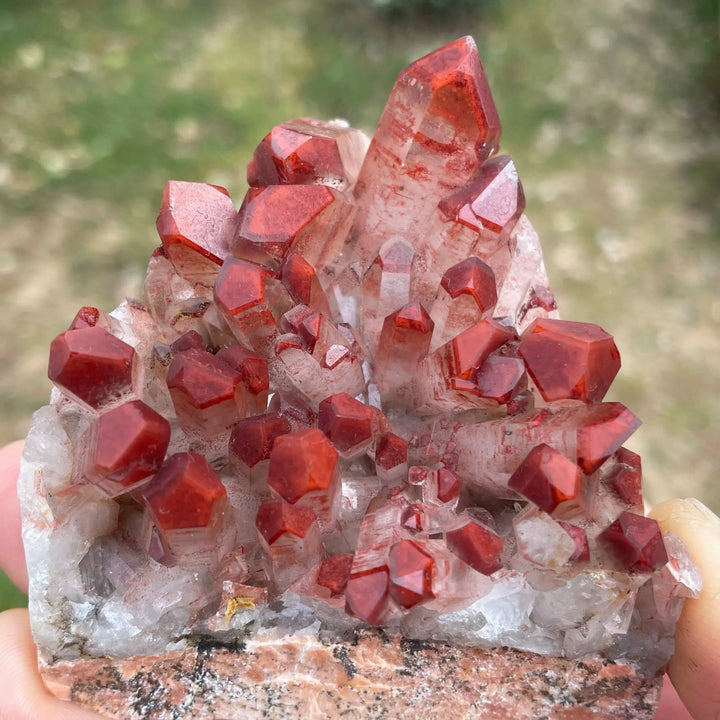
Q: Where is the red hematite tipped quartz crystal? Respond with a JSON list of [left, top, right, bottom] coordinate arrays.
[[388, 539, 435, 608], [256, 500, 318, 545], [318, 391, 374, 457], [446, 520, 504, 575], [519, 318, 622, 403], [23, 35, 699, 720], [155, 181, 238, 284], [246, 117, 368, 191], [266, 428, 340, 529], [143, 452, 227, 531], [316, 553, 353, 596], [600, 511, 668, 574], [438, 155, 525, 236], [231, 184, 337, 265], [48, 326, 136, 409], [82, 399, 171, 496], [441, 257, 498, 313], [508, 443, 582, 515]]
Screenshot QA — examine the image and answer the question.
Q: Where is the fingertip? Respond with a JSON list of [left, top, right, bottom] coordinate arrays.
[[0, 440, 24, 460], [0, 440, 28, 592], [655, 674, 692, 719], [0, 608, 109, 719], [0, 440, 25, 481], [650, 498, 720, 720]]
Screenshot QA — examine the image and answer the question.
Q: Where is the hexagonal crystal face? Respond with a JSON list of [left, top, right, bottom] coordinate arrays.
[[141, 452, 232, 566], [435, 467, 462, 503], [439, 155, 525, 237], [576, 402, 642, 474], [345, 565, 390, 625], [247, 117, 367, 191], [403, 36, 501, 161], [519, 318, 621, 403], [441, 257, 497, 313], [255, 501, 322, 592], [213, 257, 279, 351], [508, 443, 583, 515], [401, 504, 426, 533], [268, 390, 317, 431], [446, 521, 503, 576], [48, 326, 136, 409], [281, 252, 333, 317], [600, 512, 668, 574], [214, 257, 267, 316], [318, 392, 374, 458], [83, 399, 171, 496], [388, 539, 435, 609], [155, 181, 238, 284], [558, 521, 590, 564], [316, 554, 353, 597], [231, 185, 336, 265], [143, 452, 227, 532], [229, 412, 290, 476], [255, 501, 318, 544], [375, 432, 408, 482], [166, 349, 245, 438], [449, 318, 516, 381], [266, 428, 340, 531], [606, 448, 643, 507], [474, 354, 526, 403], [167, 349, 240, 409], [375, 301, 435, 402]]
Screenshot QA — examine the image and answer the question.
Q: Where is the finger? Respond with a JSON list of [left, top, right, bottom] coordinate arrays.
[[649, 498, 720, 720], [655, 675, 693, 719], [0, 440, 28, 592], [0, 607, 109, 719]]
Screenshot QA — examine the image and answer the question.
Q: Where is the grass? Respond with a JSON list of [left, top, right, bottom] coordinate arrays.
[[0, 572, 26, 611], [0, 0, 718, 611]]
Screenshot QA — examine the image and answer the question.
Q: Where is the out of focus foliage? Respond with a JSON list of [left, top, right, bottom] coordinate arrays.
[[367, 0, 497, 22]]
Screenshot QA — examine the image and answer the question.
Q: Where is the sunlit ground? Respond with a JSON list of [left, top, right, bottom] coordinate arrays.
[[1, 0, 718, 608]]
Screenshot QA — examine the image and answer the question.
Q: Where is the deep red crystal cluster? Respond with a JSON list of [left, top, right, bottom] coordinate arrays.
[[46, 37, 673, 633]]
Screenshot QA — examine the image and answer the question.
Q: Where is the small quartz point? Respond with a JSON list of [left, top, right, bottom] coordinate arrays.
[[20, 38, 696, 719]]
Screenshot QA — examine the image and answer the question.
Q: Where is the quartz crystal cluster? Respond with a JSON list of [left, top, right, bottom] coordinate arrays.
[[21, 36, 699, 677]]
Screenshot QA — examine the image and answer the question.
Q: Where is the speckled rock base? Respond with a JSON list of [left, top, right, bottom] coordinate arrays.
[[41, 631, 662, 719]]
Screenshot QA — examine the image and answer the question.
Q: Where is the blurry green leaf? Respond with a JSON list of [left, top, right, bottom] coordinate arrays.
[[0, 571, 27, 611]]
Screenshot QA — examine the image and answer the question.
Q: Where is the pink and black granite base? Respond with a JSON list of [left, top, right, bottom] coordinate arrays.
[[43, 633, 661, 720]]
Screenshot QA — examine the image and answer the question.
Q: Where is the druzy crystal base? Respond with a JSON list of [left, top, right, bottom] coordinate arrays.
[[20, 37, 699, 718]]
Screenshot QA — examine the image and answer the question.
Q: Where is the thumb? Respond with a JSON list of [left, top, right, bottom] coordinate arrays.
[[0, 608, 109, 720], [0, 440, 28, 592], [649, 498, 720, 720]]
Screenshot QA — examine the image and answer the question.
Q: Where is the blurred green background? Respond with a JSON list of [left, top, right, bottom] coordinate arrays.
[[1, 0, 718, 610]]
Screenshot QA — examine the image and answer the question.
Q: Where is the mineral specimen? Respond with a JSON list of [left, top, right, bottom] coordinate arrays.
[[20, 36, 700, 719]]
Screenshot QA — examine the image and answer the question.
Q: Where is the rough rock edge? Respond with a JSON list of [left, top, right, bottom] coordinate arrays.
[[41, 630, 662, 719]]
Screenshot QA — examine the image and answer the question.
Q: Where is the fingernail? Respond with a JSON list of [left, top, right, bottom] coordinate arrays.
[[687, 498, 720, 525]]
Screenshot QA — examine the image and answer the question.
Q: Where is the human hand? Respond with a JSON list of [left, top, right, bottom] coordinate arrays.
[[650, 497, 720, 720], [0, 441, 108, 720], [0, 440, 714, 719]]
